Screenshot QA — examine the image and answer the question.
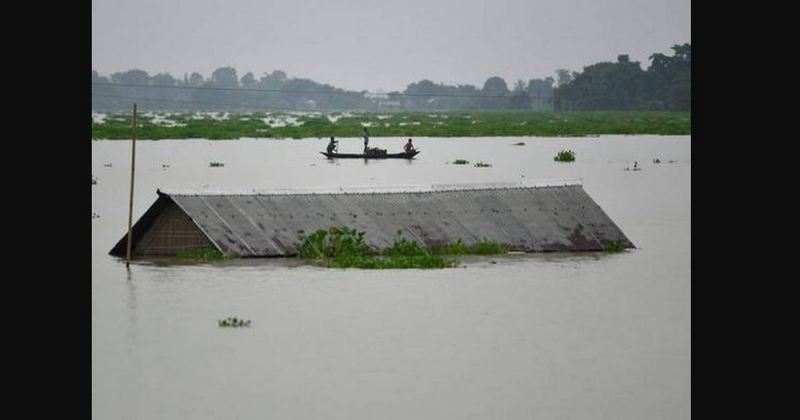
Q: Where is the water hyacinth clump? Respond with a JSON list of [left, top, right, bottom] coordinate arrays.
[[466, 238, 509, 254], [554, 150, 576, 162], [452, 159, 470, 165], [92, 111, 690, 140], [297, 226, 511, 269], [209, 161, 225, 167], [433, 238, 509, 255], [218, 317, 251, 328], [474, 161, 492, 167], [297, 226, 373, 261], [604, 241, 626, 253], [298, 226, 456, 269], [92, 175, 97, 185]]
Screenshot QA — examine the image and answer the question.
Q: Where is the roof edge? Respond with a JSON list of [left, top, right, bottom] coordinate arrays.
[[159, 179, 584, 197]]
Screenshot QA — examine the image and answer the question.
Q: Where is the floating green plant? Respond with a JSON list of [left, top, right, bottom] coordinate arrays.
[[554, 150, 576, 162], [474, 161, 492, 167], [604, 241, 626, 253], [218, 317, 251, 328], [452, 159, 470, 165], [297, 227, 510, 269], [209, 161, 225, 167], [467, 238, 509, 254], [92, 111, 690, 140], [432, 238, 508, 255]]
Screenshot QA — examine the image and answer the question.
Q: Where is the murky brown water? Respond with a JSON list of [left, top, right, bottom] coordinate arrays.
[[92, 136, 690, 419]]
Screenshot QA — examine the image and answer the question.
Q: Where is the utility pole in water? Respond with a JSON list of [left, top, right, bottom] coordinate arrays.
[[126, 103, 137, 268]]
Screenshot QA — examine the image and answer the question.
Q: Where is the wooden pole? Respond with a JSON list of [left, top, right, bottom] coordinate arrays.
[[126, 103, 137, 268]]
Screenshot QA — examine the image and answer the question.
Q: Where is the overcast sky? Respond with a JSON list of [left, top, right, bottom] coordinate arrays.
[[92, 0, 690, 92]]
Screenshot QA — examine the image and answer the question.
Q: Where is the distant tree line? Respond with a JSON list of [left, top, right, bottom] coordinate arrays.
[[92, 43, 689, 112], [554, 43, 690, 111], [92, 68, 371, 112]]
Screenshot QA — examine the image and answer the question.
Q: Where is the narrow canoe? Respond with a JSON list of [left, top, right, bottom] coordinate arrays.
[[320, 150, 420, 159]]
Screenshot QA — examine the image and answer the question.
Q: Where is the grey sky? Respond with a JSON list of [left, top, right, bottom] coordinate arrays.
[[92, 0, 690, 92]]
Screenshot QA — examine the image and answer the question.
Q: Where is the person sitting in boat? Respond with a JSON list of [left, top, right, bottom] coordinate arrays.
[[404, 138, 415, 153], [326, 136, 338, 154], [363, 127, 370, 152]]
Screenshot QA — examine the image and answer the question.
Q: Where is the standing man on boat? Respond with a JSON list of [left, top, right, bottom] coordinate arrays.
[[326, 136, 338, 154], [363, 127, 370, 152]]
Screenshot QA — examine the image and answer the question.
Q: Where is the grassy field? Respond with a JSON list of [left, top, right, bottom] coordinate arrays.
[[91, 111, 690, 140]]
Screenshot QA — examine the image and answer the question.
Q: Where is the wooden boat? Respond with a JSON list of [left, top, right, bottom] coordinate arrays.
[[320, 150, 420, 159]]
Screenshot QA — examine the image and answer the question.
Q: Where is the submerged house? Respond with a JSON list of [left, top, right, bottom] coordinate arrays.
[[109, 183, 634, 258]]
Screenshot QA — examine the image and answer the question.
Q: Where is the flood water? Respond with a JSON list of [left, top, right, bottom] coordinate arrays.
[[92, 135, 690, 419]]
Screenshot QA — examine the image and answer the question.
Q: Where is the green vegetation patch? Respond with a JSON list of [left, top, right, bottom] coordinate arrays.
[[554, 150, 576, 162], [604, 241, 627, 253], [433, 238, 509, 255], [209, 161, 225, 167], [298, 226, 510, 269], [218, 317, 251, 328], [474, 161, 492, 167], [91, 111, 691, 140], [452, 159, 470, 165]]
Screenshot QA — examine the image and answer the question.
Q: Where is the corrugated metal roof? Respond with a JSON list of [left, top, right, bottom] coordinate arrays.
[[110, 184, 633, 257]]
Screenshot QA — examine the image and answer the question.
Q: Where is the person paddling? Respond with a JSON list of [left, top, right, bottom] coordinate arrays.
[[326, 136, 338, 154]]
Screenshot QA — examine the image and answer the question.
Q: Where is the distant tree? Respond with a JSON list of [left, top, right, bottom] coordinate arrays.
[[240, 72, 257, 88], [188, 72, 205, 86], [480, 76, 510, 109], [152, 73, 176, 86], [237, 72, 261, 108], [211, 67, 239, 87], [271, 70, 287, 81], [92, 70, 110, 84], [482, 76, 510, 95], [259, 70, 289, 101], [106, 70, 151, 110], [91, 70, 119, 111], [453, 84, 481, 109], [147, 73, 179, 109], [554, 56, 647, 111], [201, 67, 239, 109], [510, 79, 531, 109], [647, 43, 691, 110], [551, 44, 690, 111], [404, 79, 439, 109], [555, 69, 573, 87], [527, 77, 555, 110], [110, 69, 150, 85]]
